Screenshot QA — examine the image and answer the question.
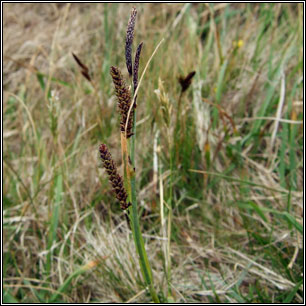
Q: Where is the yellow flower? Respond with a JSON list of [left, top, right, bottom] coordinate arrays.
[[237, 39, 244, 48], [233, 39, 244, 49]]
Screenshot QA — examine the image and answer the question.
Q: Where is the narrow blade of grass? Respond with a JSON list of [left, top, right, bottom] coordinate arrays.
[[282, 279, 303, 303], [49, 261, 98, 302]]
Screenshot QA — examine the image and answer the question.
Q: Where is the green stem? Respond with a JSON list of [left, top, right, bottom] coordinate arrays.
[[126, 111, 160, 303]]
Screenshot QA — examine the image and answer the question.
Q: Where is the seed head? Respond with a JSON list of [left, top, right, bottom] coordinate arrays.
[[133, 42, 143, 93], [110, 66, 134, 138], [99, 144, 130, 210], [125, 7, 137, 77]]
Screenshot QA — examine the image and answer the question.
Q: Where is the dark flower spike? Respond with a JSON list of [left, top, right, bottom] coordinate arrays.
[[133, 42, 143, 94], [72, 52, 91, 82], [99, 144, 131, 210], [178, 71, 196, 93], [110, 66, 134, 138], [125, 7, 137, 77]]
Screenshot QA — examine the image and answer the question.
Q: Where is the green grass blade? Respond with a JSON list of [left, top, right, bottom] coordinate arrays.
[[3, 289, 19, 303], [282, 212, 303, 234], [283, 280, 303, 303], [49, 262, 96, 302]]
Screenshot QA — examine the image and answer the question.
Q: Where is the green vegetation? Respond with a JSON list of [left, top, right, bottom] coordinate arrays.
[[3, 3, 303, 303]]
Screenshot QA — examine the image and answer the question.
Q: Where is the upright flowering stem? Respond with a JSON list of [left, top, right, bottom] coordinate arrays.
[[105, 7, 160, 302], [121, 7, 160, 303], [127, 101, 160, 304]]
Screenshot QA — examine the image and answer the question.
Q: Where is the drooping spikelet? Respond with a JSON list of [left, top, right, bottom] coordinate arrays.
[[110, 66, 134, 138], [178, 71, 196, 92], [125, 7, 137, 77], [72, 52, 92, 82], [99, 144, 130, 210]]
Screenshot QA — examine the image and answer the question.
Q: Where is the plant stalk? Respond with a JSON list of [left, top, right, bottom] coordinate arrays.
[[121, 38, 164, 303], [121, 106, 160, 304]]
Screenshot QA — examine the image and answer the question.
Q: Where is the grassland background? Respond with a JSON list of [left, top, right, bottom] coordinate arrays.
[[3, 3, 303, 303]]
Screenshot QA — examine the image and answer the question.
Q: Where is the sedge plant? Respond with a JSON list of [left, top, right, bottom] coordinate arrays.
[[98, 7, 160, 303]]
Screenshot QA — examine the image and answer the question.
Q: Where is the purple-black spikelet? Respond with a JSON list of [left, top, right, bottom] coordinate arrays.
[[110, 66, 134, 138], [99, 144, 130, 210], [133, 42, 143, 94], [72, 52, 92, 82], [125, 7, 137, 77], [178, 71, 196, 92]]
